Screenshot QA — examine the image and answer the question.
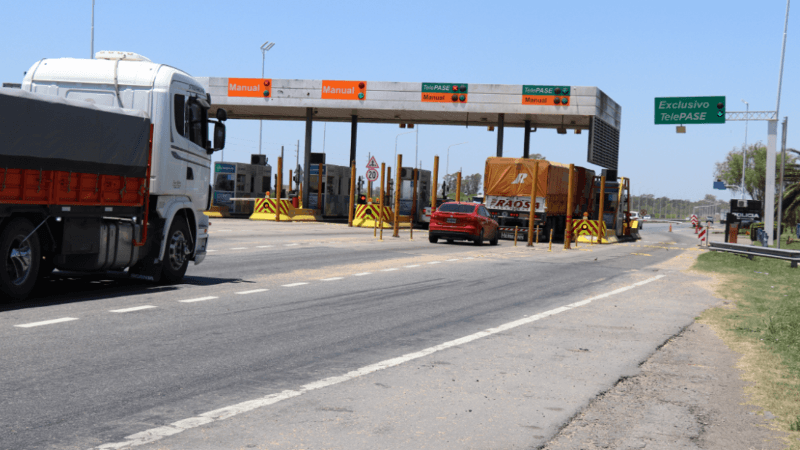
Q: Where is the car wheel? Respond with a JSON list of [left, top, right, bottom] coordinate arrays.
[[0, 218, 41, 301], [428, 235, 438, 244], [474, 229, 484, 246], [161, 216, 192, 284], [489, 229, 498, 246]]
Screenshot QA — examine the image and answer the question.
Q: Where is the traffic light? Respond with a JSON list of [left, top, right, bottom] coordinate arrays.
[[717, 101, 725, 118], [358, 194, 367, 204]]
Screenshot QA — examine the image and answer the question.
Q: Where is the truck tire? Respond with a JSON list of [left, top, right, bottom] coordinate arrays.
[[161, 217, 192, 284], [0, 218, 41, 300]]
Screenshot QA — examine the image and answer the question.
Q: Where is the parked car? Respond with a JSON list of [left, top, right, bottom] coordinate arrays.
[[643, 215, 651, 221], [429, 202, 498, 245]]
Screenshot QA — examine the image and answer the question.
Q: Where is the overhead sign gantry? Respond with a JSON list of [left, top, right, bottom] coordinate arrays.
[[198, 77, 622, 206]]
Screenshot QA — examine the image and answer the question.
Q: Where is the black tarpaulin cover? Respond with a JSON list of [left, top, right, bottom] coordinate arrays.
[[0, 88, 151, 177]]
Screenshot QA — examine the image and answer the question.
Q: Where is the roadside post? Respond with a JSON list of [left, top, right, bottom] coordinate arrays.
[[317, 163, 323, 215], [393, 155, 402, 238], [379, 162, 386, 240], [514, 226, 518, 246], [549, 229, 553, 251], [289, 169, 293, 193], [431, 156, 439, 216], [410, 168, 418, 240], [276, 157, 283, 222], [456, 172, 462, 202], [598, 175, 607, 233], [348, 162, 356, 227], [527, 160, 539, 247], [564, 163, 575, 250]]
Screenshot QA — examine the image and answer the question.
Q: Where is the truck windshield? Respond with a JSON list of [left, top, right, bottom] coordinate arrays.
[[438, 204, 476, 214]]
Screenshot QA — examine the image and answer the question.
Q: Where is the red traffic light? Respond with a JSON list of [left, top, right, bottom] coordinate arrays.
[[452, 85, 459, 92], [359, 82, 365, 89], [553, 97, 561, 104], [264, 80, 271, 86], [451, 94, 458, 101]]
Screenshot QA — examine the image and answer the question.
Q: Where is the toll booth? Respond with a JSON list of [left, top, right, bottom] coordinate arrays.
[[396, 167, 432, 222], [308, 164, 352, 217], [593, 175, 626, 236], [212, 161, 272, 216]]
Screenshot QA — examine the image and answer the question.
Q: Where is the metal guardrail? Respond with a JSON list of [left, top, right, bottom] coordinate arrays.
[[709, 241, 800, 268]]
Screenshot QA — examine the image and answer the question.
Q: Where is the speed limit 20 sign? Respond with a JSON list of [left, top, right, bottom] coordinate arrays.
[[366, 169, 379, 182]]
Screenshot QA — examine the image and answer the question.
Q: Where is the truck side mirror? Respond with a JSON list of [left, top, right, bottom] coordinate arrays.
[[212, 122, 226, 152], [216, 108, 228, 122]]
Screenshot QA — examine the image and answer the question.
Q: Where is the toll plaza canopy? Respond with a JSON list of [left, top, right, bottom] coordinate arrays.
[[198, 77, 622, 204]]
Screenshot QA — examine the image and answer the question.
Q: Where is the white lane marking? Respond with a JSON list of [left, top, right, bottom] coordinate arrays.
[[427, 261, 441, 265], [404, 265, 421, 268], [256, 245, 273, 248], [231, 247, 247, 250], [95, 274, 666, 450], [354, 272, 371, 276], [465, 257, 475, 260], [207, 250, 218, 252], [321, 277, 344, 281], [446, 259, 459, 261], [15, 317, 78, 328], [235, 289, 269, 295], [179, 296, 218, 303], [282, 282, 308, 287], [381, 268, 398, 272], [110, 305, 157, 313], [285, 244, 299, 247]]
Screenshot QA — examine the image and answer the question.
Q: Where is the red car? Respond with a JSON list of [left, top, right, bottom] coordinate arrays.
[[429, 202, 499, 245]]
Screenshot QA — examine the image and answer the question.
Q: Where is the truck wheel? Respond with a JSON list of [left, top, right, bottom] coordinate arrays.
[[474, 229, 484, 246], [428, 235, 438, 244], [0, 218, 41, 300], [161, 217, 192, 284]]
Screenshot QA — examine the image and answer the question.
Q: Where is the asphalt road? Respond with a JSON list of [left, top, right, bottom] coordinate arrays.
[[0, 220, 706, 450]]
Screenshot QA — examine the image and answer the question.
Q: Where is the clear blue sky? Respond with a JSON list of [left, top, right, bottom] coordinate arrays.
[[2, 0, 796, 203]]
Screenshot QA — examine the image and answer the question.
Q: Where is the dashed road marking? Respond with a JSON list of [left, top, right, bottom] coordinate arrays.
[[235, 289, 269, 295], [256, 245, 273, 248], [404, 265, 421, 268], [15, 317, 79, 328], [427, 261, 441, 265], [207, 250, 218, 252], [231, 247, 247, 250], [446, 258, 459, 261], [95, 274, 667, 449], [180, 296, 218, 303], [354, 272, 371, 276], [321, 277, 344, 281], [285, 244, 299, 247], [282, 282, 308, 287], [110, 305, 157, 313], [381, 268, 398, 272]]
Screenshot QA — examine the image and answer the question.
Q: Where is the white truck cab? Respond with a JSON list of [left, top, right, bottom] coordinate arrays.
[[20, 51, 226, 280]]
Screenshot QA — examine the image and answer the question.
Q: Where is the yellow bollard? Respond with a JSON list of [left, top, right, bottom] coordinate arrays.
[[276, 157, 283, 222], [564, 163, 575, 250], [527, 160, 539, 247], [514, 226, 518, 246], [393, 155, 402, 238], [549, 229, 553, 252], [669, 223, 672, 232], [348, 162, 356, 227], [410, 168, 418, 240], [456, 172, 462, 202], [379, 163, 386, 241]]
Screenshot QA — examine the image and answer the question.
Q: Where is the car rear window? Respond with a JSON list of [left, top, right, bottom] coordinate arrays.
[[437, 204, 476, 214]]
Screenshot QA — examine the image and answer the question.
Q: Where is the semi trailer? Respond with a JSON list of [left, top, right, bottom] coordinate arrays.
[[0, 51, 226, 299]]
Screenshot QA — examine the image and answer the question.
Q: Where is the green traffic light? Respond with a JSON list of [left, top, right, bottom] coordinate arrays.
[[358, 92, 365, 99], [263, 90, 269, 96]]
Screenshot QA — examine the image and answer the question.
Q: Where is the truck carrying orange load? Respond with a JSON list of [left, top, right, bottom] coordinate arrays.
[[483, 157, 594, 241]]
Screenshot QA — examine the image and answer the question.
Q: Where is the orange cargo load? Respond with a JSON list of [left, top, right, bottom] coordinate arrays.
[[0, 169, 146, 207], [484, 157, 594, 215]]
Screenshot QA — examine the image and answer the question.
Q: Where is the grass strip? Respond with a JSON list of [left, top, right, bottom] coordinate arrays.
[[694, 250, 800, 444]]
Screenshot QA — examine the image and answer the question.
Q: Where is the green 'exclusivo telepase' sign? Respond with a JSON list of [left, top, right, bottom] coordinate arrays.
[[654, 96, 726, 124]]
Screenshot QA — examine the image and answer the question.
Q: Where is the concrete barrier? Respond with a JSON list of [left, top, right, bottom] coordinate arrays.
[[204, 204, 230, 218], [250, 198, 323, 222]]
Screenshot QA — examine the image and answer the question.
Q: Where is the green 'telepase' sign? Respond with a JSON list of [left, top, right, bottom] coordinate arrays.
[[654, 96, 726, 124]]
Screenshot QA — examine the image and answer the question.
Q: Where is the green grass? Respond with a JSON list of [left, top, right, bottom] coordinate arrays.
[[695, 251, 800, 440]]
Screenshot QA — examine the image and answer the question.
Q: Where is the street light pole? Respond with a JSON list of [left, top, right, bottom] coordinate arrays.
[[741, 99, 749, 199], [258, 41, 275, 155], [90, 0, 95, 58]]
